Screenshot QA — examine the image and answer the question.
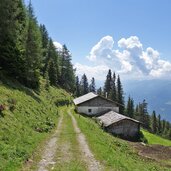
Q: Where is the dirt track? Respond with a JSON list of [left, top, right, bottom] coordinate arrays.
[[36, 109, 103, 171], [37, 114, 63, 171], [68, 110, 103, 171]]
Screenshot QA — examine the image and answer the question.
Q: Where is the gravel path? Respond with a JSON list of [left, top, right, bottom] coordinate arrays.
[[68, 110, 103, 171], [37, 114, 63, 171]]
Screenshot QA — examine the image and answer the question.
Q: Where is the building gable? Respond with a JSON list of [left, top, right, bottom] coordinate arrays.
[[78, 96, 118, 107]]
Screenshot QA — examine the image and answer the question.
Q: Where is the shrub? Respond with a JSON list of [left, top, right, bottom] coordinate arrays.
[[8, 98, 17, 112], [0, 104, 6, 117], [139, 131, 148, 143]]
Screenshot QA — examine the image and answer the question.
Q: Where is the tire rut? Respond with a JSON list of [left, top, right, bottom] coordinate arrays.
[[68, 110, 103, 171], [37, 114, 63, 171]]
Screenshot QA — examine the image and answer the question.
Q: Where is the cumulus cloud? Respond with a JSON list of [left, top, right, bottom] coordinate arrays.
[[74, 63, 109, 81], [87, 36, 114, 62], [53, 41, 63, 51], [75, 35, 171, 80]]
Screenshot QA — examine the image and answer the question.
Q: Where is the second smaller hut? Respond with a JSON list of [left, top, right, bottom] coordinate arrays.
[[97, 111, 140, 139]]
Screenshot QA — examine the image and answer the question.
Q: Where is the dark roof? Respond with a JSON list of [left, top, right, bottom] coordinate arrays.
[[73, 92, 98, 105], [73, 92, 122, 106], [97, 111, 140, 127]]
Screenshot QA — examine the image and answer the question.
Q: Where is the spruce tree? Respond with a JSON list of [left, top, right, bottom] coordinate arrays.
[[0, 0, 27, 79], [142, 100, 150, 129], [60, 45, 75, 92], [116, 75, 125, 114], [104, 69, 112, 98], [40, 24, 49, 76], [151, 111, 157, 133], [135, 100, 150, 129], [161, 119, 166, 134], [157, 114, 162, 134], [126, 96, 134, 118], [97, 87, 103, 96], [46, 39, 59, 86], [75, 76, 81, 97], [24, 1, 42, 88], [89, 77, 96, 93], [80, 74, 89, 95], [109, 72, 117, 101]]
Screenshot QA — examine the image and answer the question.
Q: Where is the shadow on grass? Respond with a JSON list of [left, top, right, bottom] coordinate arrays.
[[0, 73, 41, 103]]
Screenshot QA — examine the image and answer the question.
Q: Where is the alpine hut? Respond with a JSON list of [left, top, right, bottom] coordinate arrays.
[[73, 92, 119, 116], [97, 110, 141, 138]]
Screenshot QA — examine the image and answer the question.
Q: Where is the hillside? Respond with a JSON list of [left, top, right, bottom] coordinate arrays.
[[142, 129, 171, 146], [74, 111, 171, 170], [0, 75, 71, 171], [1, 76, 171, 171]]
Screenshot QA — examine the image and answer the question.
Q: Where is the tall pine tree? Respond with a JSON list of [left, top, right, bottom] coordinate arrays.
[[40, 24, 49, 76], [126, 96, 134, 118], [151, 110, 157, 133], [60, 44, 75, 92], [97, 87, 103, 96], [46, 39, 59, 86], [0, 0, 27, 79], [109, 72, 116, 101], [116, 75, 125, 114], [104, 69, 112, 98], [80, 74, 89, 95], [75, 76, 81, 97], [89, 77, 96, 93], [24, 1, 42, 88]]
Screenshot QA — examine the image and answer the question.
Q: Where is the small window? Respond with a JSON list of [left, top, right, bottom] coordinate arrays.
[[88, 109, 92, 113]]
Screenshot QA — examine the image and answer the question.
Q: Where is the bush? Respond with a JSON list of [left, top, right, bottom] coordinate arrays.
[[0, 104, 6, 117], [8, 98, 17, 112], [139, 131, 148, 143]]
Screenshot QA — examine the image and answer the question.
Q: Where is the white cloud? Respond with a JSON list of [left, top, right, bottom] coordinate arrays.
[[118, 36, 142, 50], [53, 41, 63, 51], [166, 101, 171, 105], [75, 35, 171, 80], [149, 60, 171, 78], [87, 36, 114, 62], [74, 63, 109, 81]]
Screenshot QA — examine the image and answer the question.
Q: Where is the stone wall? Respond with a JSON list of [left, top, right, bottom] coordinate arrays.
[[106, 119, 140, 138]]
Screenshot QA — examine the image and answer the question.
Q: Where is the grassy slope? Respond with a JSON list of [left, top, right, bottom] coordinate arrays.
[[0, 77, 71, 171], [142, 129, 171, 146], [74, 111, 170, 171]]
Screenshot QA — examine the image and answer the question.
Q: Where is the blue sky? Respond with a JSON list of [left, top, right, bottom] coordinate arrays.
[[25, 0, 171, 81]]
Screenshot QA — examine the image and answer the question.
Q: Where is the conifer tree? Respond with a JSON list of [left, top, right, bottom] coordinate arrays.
[[80, 74, 89, 95], [116, 75, 125, 114], [40, 24, 49, 75], [151, 110, 157, 133], [97, 87, 103, 96], [47, 39, 59, 86], [161, 119, 166, 134], [109, 72, 117, 101], [142, 100, 150, 129], [157, 114, 162, 134], [135, 100, 150, 129], [104, 69, 112, 98], [24, 1, 42, 88], [75, 76, 81, 97], [60, 45, 75, 92], [89, 77, 96, 93], [0, 0, 27, 79], [126, 96, 134, 118]]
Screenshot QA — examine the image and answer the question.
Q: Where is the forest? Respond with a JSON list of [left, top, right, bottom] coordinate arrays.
[[0, 0, 171, 140]]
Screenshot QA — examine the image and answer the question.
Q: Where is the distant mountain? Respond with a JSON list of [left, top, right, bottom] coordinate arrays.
[[123, 80, 171, 122]]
